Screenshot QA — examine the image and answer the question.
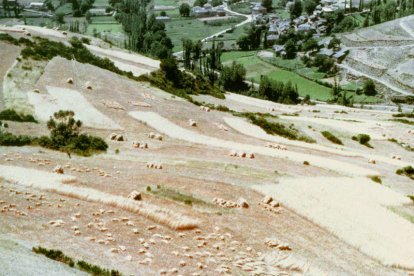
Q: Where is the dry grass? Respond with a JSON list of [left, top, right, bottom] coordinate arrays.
[[0, 165, 199, 230], [129, 111, 377, 176], [254, 177, 414, 269]]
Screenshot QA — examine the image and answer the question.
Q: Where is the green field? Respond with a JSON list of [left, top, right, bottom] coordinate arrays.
[[165, 18, 241, 52], [222, 51, 382, 103]]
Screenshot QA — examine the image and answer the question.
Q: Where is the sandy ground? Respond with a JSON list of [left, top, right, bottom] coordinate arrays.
[[0, 235, 86, 276], [254, 177, 414, 269], [28, 86, 121, 130]]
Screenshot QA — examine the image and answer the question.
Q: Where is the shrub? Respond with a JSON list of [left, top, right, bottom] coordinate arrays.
[[77, 260, 121, 276], [363, 79, 377, 96], [0, 109, 37, 123], [0, 131, 34, 146], [370, 176, 382, 184], [215, 105, 230, 112], [32, 247, 75, 267], [392, 112, 414, 118], [303, 161, 310, 165], [391, 118, 414, 126], [396, 166, 414, 180], [321, 131, 343, 145], [353, 133, 372, 148]]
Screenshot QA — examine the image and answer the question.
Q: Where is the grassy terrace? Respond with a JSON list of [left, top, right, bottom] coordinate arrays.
[[222, 51, 382, 103]]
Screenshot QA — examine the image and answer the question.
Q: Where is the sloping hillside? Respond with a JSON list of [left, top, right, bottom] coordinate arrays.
[[0, 26, 413, 275]]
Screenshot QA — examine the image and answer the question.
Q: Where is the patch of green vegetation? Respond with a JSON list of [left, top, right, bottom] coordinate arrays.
[[392, 112, 414, 118], [230, 2, 251, 14], [0, 130, 34, 147], [0, 33, 19, 45], [388, 138, 414, 152], [370, 175, 382, 184], [321, 131, 343, 145], [389, 206, 414, 224], [149, 185, 214, 207], [396, 166, 414, 180], [352, 133, 372, 148], [241, 113, 315, 143], [224, 54, 332, 101], [0, 109, 37, 123], [32, 247, 75, 267], [409, 195, 414, 203], [77, 260, 121, 276], [303, 160, 310, 165], [33, 246, 121, 275], [165, 17, 239, 52], [391, 118, 414, 125]]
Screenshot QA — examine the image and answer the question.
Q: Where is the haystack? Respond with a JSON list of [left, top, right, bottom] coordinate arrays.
[[66, 78, 74, 84], [53, 165, 64, 174], [128, 191, 142, 201], [85, 81, 92, 90], [237, 197, 249, 208], [189, 119, 197, 127]]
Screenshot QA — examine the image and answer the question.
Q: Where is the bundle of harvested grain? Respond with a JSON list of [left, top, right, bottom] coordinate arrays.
[[66, 78, 74, 84], [132, 142, 148, 149], [33, 89, 40, 93], [200, 106, 211, 112], [368, 159, 376, 164], [102, 100, 126, 110], [62, 31, 67, 35], [85, 82, 92, 90], [129, 101, 152, 107], [236, 197, 249, 208], [189, 119, 197, 127], [392, 155, 401, 160], [128, 191, 142, 201], [53, 165, 64, 174], [24, 31, 31, 36]]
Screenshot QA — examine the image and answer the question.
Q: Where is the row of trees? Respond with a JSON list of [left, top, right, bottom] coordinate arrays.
[[115, 0, 173, 58], [219, 61, 299, 104]]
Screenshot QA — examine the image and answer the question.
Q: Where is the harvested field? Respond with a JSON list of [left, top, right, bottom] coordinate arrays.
[[28, 86, 121, 130], [254, 177, 414, 269]]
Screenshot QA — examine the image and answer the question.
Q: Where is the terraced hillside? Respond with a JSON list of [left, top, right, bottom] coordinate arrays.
[[340, 15, 414, 97], [0, 25, 413, 275]]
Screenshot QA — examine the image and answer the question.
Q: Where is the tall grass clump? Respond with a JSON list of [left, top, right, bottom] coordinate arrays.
[[321, 131, 343, 145]]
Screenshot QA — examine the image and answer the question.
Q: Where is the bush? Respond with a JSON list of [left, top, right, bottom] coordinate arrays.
[[0, 109, 37, 123], [370, 176, 382, 184], [215, 105, 230, 112], [321, 131, 343, 145], [303, 161, 310, 165], [396, 166, 414, 180], [353, 133, 372, 148], [363, 79, 377, 96], [392, 112, 414, 118], [77, 260, 121, 276], [0, 131, 34, 146]]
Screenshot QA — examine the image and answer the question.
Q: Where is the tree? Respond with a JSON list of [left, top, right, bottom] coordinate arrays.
[[179, 3, 190, 16], [212, 0, 223, 6], [262, 0, 273, 11], [363, 79, 377, 96], [193, 0, 207, 6], [302, 38, 318, 52], [304, 0, 318, 15], [328, 36, 340, 49], [284, 39, 297, 59], [44, 0, 55, 11], [160, 57, 181, 82], [290, 0, 302, 19], [220, 62, 248, 92], [53, 12, 65, 24]]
